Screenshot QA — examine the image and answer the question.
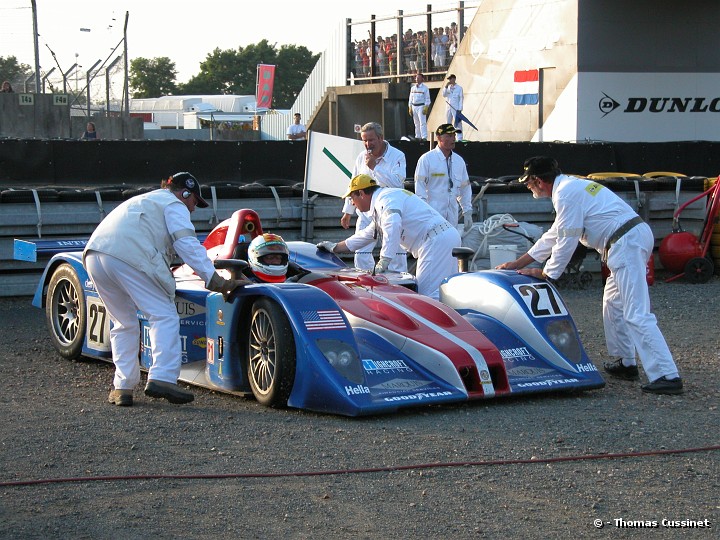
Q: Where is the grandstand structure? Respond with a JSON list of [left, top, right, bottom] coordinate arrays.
[[267, 0, 720, 143]]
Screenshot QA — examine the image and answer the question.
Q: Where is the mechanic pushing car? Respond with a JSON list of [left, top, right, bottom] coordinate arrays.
[[496, 156, 683, 395], [318, 174, 461, 299], [245, 233, 290, 282], [83, 172, 246, 406]]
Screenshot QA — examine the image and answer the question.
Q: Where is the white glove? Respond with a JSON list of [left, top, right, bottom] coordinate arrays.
[[374, 256, 391, 274], [316, 241, 337, 253], [463, 214, 473, 233]]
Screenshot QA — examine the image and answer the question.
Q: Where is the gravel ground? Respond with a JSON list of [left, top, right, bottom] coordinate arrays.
[[1, 274, 718, 539]]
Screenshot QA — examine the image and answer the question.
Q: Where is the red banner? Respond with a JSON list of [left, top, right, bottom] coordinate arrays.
[[256, 64, 276, 109]]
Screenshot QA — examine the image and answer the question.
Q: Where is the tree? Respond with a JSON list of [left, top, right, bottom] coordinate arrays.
[[129, 57, 178, 98], [275, 45, 319, 109], [0, 56, 32, 88], [178, 40, 319, 109]]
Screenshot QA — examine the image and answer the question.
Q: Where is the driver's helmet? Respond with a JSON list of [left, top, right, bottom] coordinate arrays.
[[248, 233, 289, 283]]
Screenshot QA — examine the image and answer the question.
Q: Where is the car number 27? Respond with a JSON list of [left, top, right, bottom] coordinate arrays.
[[514, 283, 568, 318], [87, 296, 111, 351]]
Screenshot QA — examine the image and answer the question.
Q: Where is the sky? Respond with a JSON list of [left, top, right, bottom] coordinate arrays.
[[1, 0, 475, 84]]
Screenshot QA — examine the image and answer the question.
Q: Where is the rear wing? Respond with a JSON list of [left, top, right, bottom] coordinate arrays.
[[14, 239, 88, 262], [14, 234, 209, 263]]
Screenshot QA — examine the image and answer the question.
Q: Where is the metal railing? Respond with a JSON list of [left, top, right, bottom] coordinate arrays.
[[261, 1, 480, 141]]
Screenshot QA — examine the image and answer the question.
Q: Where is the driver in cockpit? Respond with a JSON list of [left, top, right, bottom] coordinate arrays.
[[245, 233, 289, 283]]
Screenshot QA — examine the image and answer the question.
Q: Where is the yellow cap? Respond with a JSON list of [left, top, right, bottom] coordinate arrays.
[[341, 174, 377, 199]]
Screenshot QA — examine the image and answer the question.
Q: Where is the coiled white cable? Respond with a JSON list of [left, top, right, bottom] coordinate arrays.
[[469, 213, 518, 269]]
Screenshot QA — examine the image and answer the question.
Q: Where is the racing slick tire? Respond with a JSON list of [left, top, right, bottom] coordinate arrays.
[[46, 263, 86, 359], [246, 297, 296, 408]]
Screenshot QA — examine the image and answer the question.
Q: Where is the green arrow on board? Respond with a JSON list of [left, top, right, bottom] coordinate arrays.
[[322, 147, 352, 179]]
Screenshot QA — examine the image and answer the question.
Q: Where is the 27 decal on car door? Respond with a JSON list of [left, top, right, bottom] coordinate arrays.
[[86, 296, 111, 351]]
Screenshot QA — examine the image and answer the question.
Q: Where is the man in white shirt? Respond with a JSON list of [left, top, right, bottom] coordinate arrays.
[[408, 72, 431, 139], [414, 124, 473, 233], [287, 113, 307, 141], [84, 172, 244, 406], [497, 156, 683, 395], [320, 174, 460, 300], [340, 122, 407, 271], [442, 74, 464, 139]]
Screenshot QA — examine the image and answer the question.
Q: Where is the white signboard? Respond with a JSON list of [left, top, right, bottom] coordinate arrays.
[[577, 72, 720, 142], [304, 131, 365, 197]]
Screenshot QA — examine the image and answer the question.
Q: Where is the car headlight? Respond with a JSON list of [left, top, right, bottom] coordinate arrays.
[[545, 319, 582, 363], [316, 339, 364, 384]]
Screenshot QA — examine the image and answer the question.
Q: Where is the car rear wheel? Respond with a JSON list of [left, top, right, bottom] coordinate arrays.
[[46, 264, 86, 359], [247, 298, 296, 407]]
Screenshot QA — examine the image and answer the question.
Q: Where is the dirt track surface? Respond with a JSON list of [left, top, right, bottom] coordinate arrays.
[[1, 276, 719, 539]]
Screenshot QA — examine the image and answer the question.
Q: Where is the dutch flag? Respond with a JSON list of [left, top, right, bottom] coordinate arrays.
[[513, 70, 539, 105]]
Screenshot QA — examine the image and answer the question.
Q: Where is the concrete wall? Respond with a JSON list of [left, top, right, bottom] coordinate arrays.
[[1, 93, 71, 139], [0, 93, 143, 140]]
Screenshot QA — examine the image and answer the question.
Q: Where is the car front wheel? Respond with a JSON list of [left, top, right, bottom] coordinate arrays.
[[246, 297, 296, 407], [46, 263, 86, 359]]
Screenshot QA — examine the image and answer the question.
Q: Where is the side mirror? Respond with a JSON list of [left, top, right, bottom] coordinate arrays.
[[214, 258, 248, 280]]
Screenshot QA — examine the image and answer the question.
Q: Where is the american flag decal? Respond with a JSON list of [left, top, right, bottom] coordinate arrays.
[[301, 309, 346, 331]]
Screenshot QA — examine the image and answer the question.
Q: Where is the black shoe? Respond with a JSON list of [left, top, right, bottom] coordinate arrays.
[[603, 358, 639, 380], [108, 388, 133, 406], [144, 380, 194, 404], [641, 376, 684, 395]]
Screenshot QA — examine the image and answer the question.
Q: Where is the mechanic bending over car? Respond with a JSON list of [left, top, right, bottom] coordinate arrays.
[[340, 121, 408, 273], [496, 156, 683, 395], [84, 172, 246, 407], [317, 174, 461, 300]]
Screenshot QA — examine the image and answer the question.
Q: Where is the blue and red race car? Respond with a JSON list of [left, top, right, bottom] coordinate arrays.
[[17, 209, 604, 416]]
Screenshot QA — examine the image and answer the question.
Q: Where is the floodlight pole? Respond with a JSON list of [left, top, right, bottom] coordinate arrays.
[[31, 0, 41, 92], [123, 11, 130, 117], [62, 63, 77, 94], [105, 56, 122, 117], [86, 59, 102, 117], [41, 67, 55, 93]]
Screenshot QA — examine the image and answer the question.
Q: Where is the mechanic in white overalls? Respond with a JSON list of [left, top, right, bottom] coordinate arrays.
[[414, 123, 473, 234], [441, 74, 464, 138], [408, 72, 431, 139], [340, 122, 407, 272], [319, 174, 461, 299], [84, 172, 245, 406], [496, 156, 683, 395]]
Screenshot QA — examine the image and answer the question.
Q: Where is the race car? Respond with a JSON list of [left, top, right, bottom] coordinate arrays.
[[17, 209, 604, 416]]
